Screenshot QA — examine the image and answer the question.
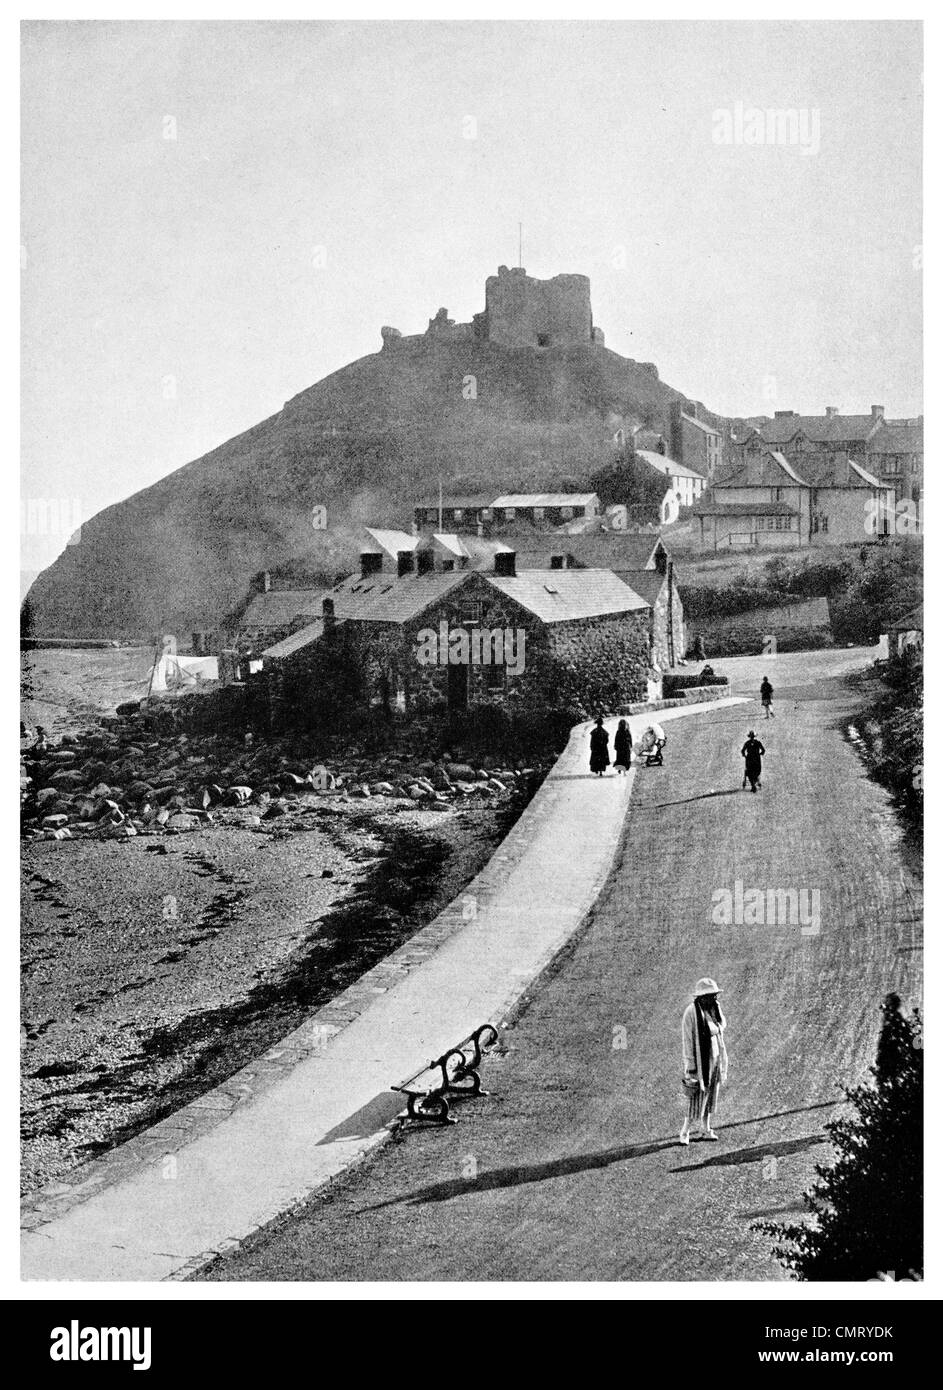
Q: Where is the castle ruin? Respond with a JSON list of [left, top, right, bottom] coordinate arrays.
[[381, 265, 605, 352]]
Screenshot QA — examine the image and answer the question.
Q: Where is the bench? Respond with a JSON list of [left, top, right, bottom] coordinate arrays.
[[392, 1022, 499, 1125]]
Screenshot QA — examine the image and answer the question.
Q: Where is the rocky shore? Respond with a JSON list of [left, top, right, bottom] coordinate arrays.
[[21, 696, 553, 1193], [21, 698, 545, 843]]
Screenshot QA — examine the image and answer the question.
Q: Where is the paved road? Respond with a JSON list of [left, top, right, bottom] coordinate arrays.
[[205, 650, 921, 1281]]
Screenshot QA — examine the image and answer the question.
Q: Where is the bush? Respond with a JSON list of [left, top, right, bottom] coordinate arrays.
[[754, 994, 923, 1281]]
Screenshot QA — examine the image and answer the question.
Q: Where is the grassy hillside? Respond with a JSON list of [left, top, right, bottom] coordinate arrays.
[[24, 338, 723, 639]]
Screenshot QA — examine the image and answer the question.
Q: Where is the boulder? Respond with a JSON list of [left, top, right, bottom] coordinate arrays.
[[35, 787, 60, 807], [445, 763, 477, 782], [225, 785, 254, 806], [41, 813, 69, 829], [166, 813, 198, 832]]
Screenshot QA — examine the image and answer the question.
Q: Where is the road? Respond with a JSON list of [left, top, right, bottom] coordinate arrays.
[[204, 649, 922, 1281]]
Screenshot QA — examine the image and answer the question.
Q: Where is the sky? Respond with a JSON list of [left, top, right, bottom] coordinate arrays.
[[21, 20, 922, 575]]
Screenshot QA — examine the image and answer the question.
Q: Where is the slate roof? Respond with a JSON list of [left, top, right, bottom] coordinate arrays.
[[491, 493, 599, 509], [558, 533, 667, 570], [485, 569, 649, 622], [614, 570, 665, 606], [414, 494, 496, 511], [888, 605, 923, 632], [262, 620, 326, 660], [239, 590, 327, 629], [343, 569, 474, 625], [749, 414, 883, 446], [867, 422, 923, 454], [635, 449, 706, 481], [679, 412, 721, 436], [361, 527, 419, 557]]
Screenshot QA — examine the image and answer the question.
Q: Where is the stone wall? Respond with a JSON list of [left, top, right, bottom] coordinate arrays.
[[484, 266, 594, 349], [693, 597, 833, 657]]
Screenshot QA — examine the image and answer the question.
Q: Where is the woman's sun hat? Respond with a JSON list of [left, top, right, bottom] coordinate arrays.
[[694, 977, 722, 997]]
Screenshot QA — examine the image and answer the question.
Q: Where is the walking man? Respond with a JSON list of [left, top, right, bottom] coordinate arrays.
[[760, 675, 775, 718], [741, 730, 765, 792]]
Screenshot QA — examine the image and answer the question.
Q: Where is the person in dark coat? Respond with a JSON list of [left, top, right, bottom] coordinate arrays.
[[613, 718, 632, 773], [760, 676, 775, 719], [589, 716, 610, 776], [741, 730, 765, 791]]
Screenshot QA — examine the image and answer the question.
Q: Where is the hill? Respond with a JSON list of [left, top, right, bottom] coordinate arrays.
[[24, 287, 727, 639]]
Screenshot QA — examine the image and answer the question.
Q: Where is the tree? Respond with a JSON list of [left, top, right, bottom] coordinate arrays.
[[754, 994, 923, 1281]]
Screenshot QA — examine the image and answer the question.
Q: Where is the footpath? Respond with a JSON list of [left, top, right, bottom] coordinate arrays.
[[22, 697, 745, 1281]]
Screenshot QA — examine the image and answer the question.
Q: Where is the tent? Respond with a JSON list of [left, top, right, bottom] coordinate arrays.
[[147, 652, 218, 695]]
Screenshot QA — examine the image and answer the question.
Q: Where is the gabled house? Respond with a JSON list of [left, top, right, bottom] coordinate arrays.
[[633, 449, 707, 509], [696, 442, 897, 548], [258, 549, 653, 720]]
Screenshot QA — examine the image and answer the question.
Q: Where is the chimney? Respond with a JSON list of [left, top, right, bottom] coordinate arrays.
[[397, 550, 414, 578], [360, 551, 383, 579], [494, 550, 517, 578], [322, 597, 335, 630], [825, 406, 839, 417], [871, 404, 884, 419], [416, 547, 435, 576]]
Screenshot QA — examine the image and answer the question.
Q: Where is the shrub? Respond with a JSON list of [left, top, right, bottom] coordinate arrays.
[[754, 994, 923, 1281]]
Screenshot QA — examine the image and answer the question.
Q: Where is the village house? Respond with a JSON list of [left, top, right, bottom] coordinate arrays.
[[224, 572, 328, 651], [632, 448, 707, 510], [669, 401, 724, 479], [694, 441, 897, 550], [413, 492, 600, 534], [734, 406, 923, 512], [258, 552, 653, 722], [865, 419, 923, 510], [406, 530, 686, 671]]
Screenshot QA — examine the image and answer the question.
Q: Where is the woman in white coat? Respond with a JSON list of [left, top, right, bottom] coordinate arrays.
[[680, 977, 728, 1145]]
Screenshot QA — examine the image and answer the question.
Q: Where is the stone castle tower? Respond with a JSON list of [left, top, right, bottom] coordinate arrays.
[[381, 265, 605, 351]]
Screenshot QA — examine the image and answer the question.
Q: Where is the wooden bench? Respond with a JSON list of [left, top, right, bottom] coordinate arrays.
[[392, 1023, 499, 1125]]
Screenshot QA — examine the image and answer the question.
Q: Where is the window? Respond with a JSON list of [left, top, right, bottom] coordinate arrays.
[[536, 334, 551, 347], [560, 506, 574, 520], [821, 516, 829, 533], [532, 507, 545, 521], [453, 509, 464, 521], [775, 517, 783, 530], [504, 508, 516, 521], [550, 555, 565, 569]]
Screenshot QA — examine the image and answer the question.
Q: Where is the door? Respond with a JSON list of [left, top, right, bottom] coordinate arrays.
[[448, 661, 468, 710]]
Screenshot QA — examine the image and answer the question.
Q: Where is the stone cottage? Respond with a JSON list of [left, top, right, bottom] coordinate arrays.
[[259, 552, 652, 723]]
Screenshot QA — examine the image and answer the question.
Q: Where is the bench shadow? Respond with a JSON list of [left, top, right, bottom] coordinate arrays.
[[317, 1092, 404, 1144]]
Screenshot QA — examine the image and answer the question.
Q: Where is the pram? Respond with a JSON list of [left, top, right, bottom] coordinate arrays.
[[639, 723, 667, 766]]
